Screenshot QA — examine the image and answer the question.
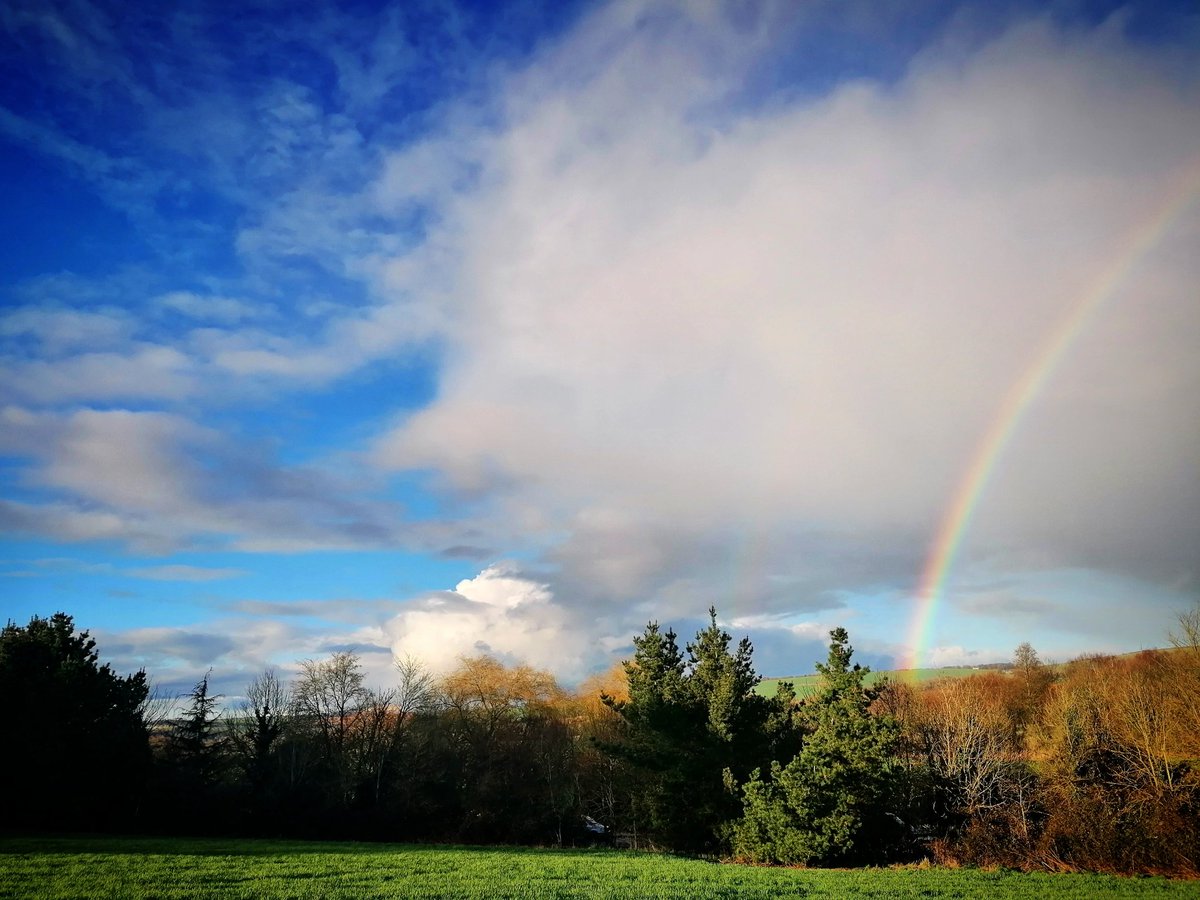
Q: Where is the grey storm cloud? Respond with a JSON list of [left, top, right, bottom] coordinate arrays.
[[369, 8, 1199, 655]]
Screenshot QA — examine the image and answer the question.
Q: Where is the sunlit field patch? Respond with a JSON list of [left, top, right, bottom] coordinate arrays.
[[756, 667, 986, 698], [1, 837, 1194, 899]]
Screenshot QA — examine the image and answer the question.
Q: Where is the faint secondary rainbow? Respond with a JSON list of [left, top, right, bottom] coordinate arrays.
[[905, 162, 1200, 670]]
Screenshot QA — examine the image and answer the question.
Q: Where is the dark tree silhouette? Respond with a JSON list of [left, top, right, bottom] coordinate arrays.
[[0, 612, 149, 830], [169, 670, 227, 788]]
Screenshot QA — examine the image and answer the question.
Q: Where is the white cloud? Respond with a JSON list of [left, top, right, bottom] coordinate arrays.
[[157, 291, 268, 324], [0, 344, 198, 404], [369, 11, 1200, 644], [788, 621, 836, 642], [386, 564, 593, 678], [0, 306, 133, 354]]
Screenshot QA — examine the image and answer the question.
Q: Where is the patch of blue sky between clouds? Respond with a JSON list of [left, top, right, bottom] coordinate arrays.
[[1, 542, 476, 632], [0, 145, 155, 283]]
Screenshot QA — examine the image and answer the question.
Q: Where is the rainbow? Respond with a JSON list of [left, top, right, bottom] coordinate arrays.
[[905, 162, 1200, 670]]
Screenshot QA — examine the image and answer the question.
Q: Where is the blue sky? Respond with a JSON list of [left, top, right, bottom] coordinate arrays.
[[2, 0, 1198, 698]]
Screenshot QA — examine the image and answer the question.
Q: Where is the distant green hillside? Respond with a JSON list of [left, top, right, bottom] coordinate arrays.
[[755, 666, 989, 698], [757, 647, 1174, 698]]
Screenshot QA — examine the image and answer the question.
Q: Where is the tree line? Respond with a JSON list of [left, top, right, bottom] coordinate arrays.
[[1, 607, 1197, 875]]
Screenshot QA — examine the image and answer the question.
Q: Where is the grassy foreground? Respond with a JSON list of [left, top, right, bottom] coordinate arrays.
[[2, 837, 1196, 899]]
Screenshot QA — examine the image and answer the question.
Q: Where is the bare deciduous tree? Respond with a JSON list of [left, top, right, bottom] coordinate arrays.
[[294, 651, 371, 807], [917, 676, 1021, 818], [228, 669, 292, 792]]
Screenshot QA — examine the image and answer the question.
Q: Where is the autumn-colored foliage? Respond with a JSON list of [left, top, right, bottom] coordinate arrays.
[[890, 636, 1199, 876], [7, 604, 1199, 876], [1027, 650, 1200, 875]]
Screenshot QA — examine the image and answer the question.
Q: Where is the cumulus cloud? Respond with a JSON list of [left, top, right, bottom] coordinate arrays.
[[386, 564, 595, 678], [371, 8, 1200, 644]]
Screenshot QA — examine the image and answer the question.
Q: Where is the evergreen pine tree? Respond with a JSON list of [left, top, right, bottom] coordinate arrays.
[[731, 627, 898, 864], [601, 609, 801, 852], [162, 670, 230, 829], [170, 670, 226, 784]]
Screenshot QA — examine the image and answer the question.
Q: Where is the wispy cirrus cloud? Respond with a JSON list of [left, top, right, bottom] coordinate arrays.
[[0, 556, 240, 583], [222, 597, 410, 621], [0, 305, 134, 353], [156, 292, 272, 325], [127, 565, 246, 582]]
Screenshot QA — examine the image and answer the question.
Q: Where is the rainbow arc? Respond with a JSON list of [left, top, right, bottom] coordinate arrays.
[[905, 162, 1200, 670]]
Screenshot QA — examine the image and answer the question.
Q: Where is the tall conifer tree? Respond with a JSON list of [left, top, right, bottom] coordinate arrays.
[[732, 628, 898, 864]]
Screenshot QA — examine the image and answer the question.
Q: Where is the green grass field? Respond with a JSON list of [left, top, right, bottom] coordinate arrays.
[[756, 666, 986, 698], [1, 836, 1195, 899], [756, 647, 1182, 699]]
